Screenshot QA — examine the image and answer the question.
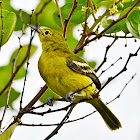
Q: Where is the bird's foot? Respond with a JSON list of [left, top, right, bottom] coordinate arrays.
[[66, 92, 82, 103], [46, 97, 53, 106]]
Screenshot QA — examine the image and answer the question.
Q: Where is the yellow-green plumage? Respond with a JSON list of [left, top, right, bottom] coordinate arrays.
[[37, 28, 121, 130]]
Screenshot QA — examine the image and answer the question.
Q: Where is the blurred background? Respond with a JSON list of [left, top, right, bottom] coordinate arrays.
[[0, 0, 140, 140]]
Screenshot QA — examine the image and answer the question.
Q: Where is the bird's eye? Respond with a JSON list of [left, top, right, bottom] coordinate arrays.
[[45, 31, 50, 35]]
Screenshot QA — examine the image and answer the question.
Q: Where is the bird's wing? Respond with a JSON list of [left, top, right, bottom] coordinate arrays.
[[66, 55, 101, 90]]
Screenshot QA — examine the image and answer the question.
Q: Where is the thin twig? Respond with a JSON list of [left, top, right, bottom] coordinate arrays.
[[106, 73, 136, 104], [103, 34, 134, 38], [83, 0, 89, 33], [28, 104, 72, 116], [96, 37, 118, 72], [20, 62, 30, 110], [55, 0, 64, 33], [0, 87, 11, 131], [20, 11, 34, 109], [44, 104, 76, 140], [98, 57, 122, 78], [63, 0, 77, 39], [99, 47, 140, 94], [0, 1, 4, 49], [89, 0, 96, 21]]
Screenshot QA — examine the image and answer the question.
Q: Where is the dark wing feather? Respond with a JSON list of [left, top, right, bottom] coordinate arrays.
[[66, 55, 101, 90]]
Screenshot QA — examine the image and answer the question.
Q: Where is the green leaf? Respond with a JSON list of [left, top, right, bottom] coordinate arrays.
[[2, 0, 30, 31], [53, 3, 89, 26], [0, 9, 16, 46], [34, 0, 60, 30], [0, 122, 19, 140], [39, 88, 60, 103], [10, 45, 37, 69], [0, 88, 20, 108], [126, 9, 140, 38], [88, 61, 96, 69], [66, 26, 78, 51], [9, 88, 20, 109], [66, 26, 83, 57], [66, 0, 86, 3], [14, 67, 26, 80], [121, 0, 140, 10], [118, 8, 130, 34], [101, 17, 121, 34], [9, 44, 37, 80], [96, 1, 111, 9], [92, 0, 103, 4], [0, 66, 12, 90]]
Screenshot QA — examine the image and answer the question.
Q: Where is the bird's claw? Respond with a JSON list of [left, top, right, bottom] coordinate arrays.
[[66, 92, 75, 103], [66, 92, 82, 102], [46, 97, 53, 106]]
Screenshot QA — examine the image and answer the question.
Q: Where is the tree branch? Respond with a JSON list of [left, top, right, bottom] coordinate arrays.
[[63, 0, 77, 39], [74, 0, 140, 53]]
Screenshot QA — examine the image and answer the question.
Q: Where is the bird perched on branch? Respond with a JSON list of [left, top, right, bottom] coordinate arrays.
[[30, 25, 121, 130]]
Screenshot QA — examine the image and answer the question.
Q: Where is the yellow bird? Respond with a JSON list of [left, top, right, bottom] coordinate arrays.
[[30, 25, 121, 130]]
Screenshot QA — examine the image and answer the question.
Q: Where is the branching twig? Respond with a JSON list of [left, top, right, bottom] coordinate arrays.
[[44, 104, 76, 140], [74, 0, 139, 53], [96, 37, 118, 72], [28, 104, 72, 116], [106, 73, 136, 105], [99, 47, 140, 93], [63, 0, 77, 39]]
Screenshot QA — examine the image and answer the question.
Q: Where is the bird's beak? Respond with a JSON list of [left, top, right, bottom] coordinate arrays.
[[29, 24, 44, 35]]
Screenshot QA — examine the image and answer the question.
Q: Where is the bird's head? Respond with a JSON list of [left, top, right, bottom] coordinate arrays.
[[29, 25, 64, 43]]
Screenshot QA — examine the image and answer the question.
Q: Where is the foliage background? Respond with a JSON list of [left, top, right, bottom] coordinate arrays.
[[0, 0, 140, 139]]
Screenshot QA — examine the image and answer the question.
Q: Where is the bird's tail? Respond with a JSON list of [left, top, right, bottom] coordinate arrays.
[[87, 98, 122, 130]]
